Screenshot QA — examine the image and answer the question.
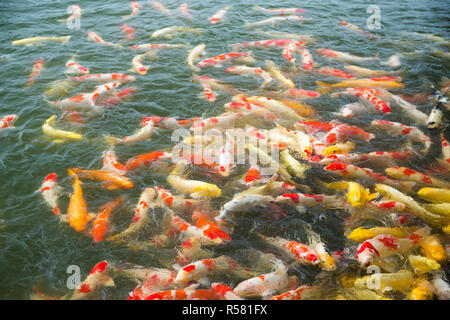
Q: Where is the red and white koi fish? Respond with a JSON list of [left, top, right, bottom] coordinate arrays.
[[295, 120, 340, 135], [299, 48, 314, 70], [0, 114, 18, 130], [120, 24, 135, 40], [234, 258, 289, 298], [69, 73, 135, 84], [316, 48, 378, 64], [366, 150, 415, 163], [253, 5, 306, 16], [197, 52, 255, 68], [355, 228, 430, 266], [124, 150, 171, 171], [245, 16, 311, 29], [276, 193, 345, 209], [126, 268, 177, 299], [123, 1, 140, 19], [155, 187, 210, 216], [69, 261, 115, 300], [178, 3, 193, 20], [91, 197, 123, 242], [313, 67, 355, 79], [104, 119, 154, 145], [385, 167, 450, 188], [232, 39, 295, 50], [101, 149, 127, 175], [209, 5, 232, 24], [437, 133, 450, 170], [88, 82, 121, 107], [366, 200, 406, 213], [65, 56, 89, 74], [217, 134, 235, 177], [323, 124, 375, 145], [171, 214, 225, 244], [129, 52, 154, 75], [225, 66, 273, 88], [225, 100, 278, 120], [282, 88, 321, 99], [28, 59, 44, 84], [389, 94, 428, 125], [195, 214, 232, 244], [194, 74, 236, 96], [187, 44, 206, 71], [211, 283, 243, 300], [86, 31, 119, 48], [371, 119, 432, 153], [133, 284, 218, 300], [174, 256, 240, 286], [193, 75, 217, 102], [151, 1, 173, 16], [319, 153, 370, 165], [338, 21, 377, 40], [270, 285, 317, 300], [144, 116, 200, 130], [281, 41, 305, 64], [59, 5, 81, 24], [190, 111, 269, 132], [40, 173, 62, 216]]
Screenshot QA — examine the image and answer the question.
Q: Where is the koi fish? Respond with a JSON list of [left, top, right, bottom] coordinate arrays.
[[281, 41, 305, 64], [67, 168, 134, 190], [417, 187, 450, 203], [408, 280, 435, 300], [245, 16, 311, 29], [187, 44, 206, 71], [326, 181, 377, 207], [11, 36, 71, 46], [232, 39, 295, 50], [151, 1, 173, 16], [91, 197, 123, 242], [282, 88, 321, 99], [233, 258, 289, 298], [67, 173, 92, 232], [69, 261, 115, 300], [338, 21, 377, 40], [316, 48, 378, 64], [245, 96, 304, 120], [195, 214, 231, 244], [316, 79, 404, 94], [320, 153, 370, 165], [167, 173, 221, 199], [354, 270, 415, 294], [0, 114, 18, 130], [135, 284, 214, 300], [68, 73, 136, 84], [197, 52, 255, 68], [65, 56, 89, 74], [28, 59, 44, 84], [86, 31, 120, 48], [130, 43, 188, 51], [313, 67, 355, 79], [193, 75, 217, 102], [120, 24, 135, 40], [380, 54, 402, 68], [254, 29, 318, 43], [151, 26, 202, 39], [322, 142, 356, 156], [123, 1, 140, 19], [253, 5, 306, 15], [58, 5, 81, 24], [209, 5, 232, 24], [347, 227, 415, 242], [276, 192, 346, 209], [323, 124, 375, 145], [129, 51, 156, 75], [225, 66, 273, 88], [127, 268, 177, 299], [271, 285, 320, 300], [123, 151, 171, 171], [211, 283, 243, 300], [42, 115, 84, 142], [88, 82, 121, 107], [178, 3, 193, 20], [385, 167, 450, 189], [265, 59, 295, 88], [299, 48, 314, 70], [170, 214, 224, 244], [40, 173, 62, 216], [104, 119, 155, 145], [343, 65, 396, 78], [216, 194, 275, 222], [421, 234, 447, 263], [45, 93, 94, 112], [408, 255, 441, 274], [144, 116, 200, 130], [101, 149, 127, 176]]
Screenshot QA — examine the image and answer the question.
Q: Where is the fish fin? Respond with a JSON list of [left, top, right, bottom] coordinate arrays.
[[316, 81, 331, 94], [104, 134, 120, 146], [103, 276, 115, 287]]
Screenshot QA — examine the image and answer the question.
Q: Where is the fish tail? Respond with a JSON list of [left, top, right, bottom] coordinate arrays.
[[60, 36, 71, 43], [104, 134, 120, 146], [316, 81, 331, 94]]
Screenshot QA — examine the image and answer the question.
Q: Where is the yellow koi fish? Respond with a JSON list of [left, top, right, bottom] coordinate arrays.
[[42, 115, 84, 142]]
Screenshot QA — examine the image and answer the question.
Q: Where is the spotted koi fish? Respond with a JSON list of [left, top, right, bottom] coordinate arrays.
[[313, 67, 355, 79], [245, 16, 311, 29], [124, 1, 140, 19], [28, 59, 44, 84], [299, 48, 314, 70], [88, 82, 121, 107], [120, 24, 135, 39], [69, 261, 115, 300], [209, 5, 232, 24], [276, 193, 346, 209], [211, 283, 243, 300], [338, 21, 377, 40], [323, 124, 375, 145], [68, 73, 136, 83], [40, 173, 62, 216], [385, 167, 450, 188], [193, 75, 217, 102], [281, 41, 305, 64], [65, 56, 89, 74], [87, 31, 119, 48], [124, 150, 171, 171], [143, 116, 200, 130], [0, 114, 18, 130], [282, 88, 321, 99], [101, 148, 127, 176], [232, 39, 295, 50], [197, 52, 255, 68]]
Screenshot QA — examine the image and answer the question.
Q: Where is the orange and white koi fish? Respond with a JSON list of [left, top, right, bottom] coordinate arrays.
[[254, 29, 318, 43], [366, 200, 406, 213], [187, 44, 206, 71], [338, 102, 373, 118], [217, 134, 235, 177], [104, 119, 155, 145], [11, 36, 71, 46], [174, 256, 240, 286], [194, 214, 232, 244], [225, 101, 277, 121], [45, 93, 93, 111], [155, 187, 209, 216], [120, 24, 135, 40], [68, 73, 136, 84], [282, 88, 321, 99], [232, 39, 295, 50], [245, 16, 311, 29], [316, 48, 378, 64], [190, 111, 269, 132], [86, 31, 120, 48], [28, 59, 44, 85], [319, 153, 370, 165], [194, 74, 237, 96], [281, 41, 305, 64], [271, 285, 318, 300], [131, 43, 188, 52], [144, 116, 200, 130], [276, 193, 345, 209], [123, 1, 140, 19], [338, 21, 377, 40], [295, 120, 340, 135], [234, 258, 289, 298], [101, 148, 127, 176], [135, 284, 217, 300], [178, 3, 193, 20], [151, 1, 173, 16], [129, 51, 156, 75], [68, 168, 134, 190], [127, 268, 177, 299], [170, 214, 224, 244], [67, 172, 92, 232], [225, 66, 273, 88], [209, 5, 232, 24], [0, 114, 18, 130], [299, 48, 314, 70], [58, 5, 81, 24], [323, 124, 375, 145], [123, 150, 171, 171], [355, 228, 430, 266], [313, 67, 355, 79], [265, 59, 295, 88], [65, 56, 89, 74], [69, 261, 115, 300], [371, 119, 432, 153], [366, 150, 415, 162], [253, 5, 306, 16], [245, 96, 304, 120], [40, 173, 62, 216], [437, 133, 450, 170], [91, 197, 123, 242], [197, 52, 255, 68], [343, 65, 396, 78], [385, 167, 450, 189], [193, 75, 217, 102], [88, 82, 121, 107], [211, 283, 243, 300]]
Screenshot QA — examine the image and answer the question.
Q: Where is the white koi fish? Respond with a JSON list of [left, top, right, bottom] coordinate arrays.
[[316, 48, 378, 64], [104, 119, 154, 145], [245, 16, 311, 29], [151, 26, 202, 39], [187, 44, 206, 71], [209, 6, 232, 24]]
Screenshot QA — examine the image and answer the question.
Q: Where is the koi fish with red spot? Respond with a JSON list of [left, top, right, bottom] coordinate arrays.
[[0, 114, 18, 130], [69, 261, 115, 300], [39, 173, 62, 216], [28, 59, 44, 85]]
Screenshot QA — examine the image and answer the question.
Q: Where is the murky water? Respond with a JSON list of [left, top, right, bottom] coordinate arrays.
[[0, 0, 449, 299]]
